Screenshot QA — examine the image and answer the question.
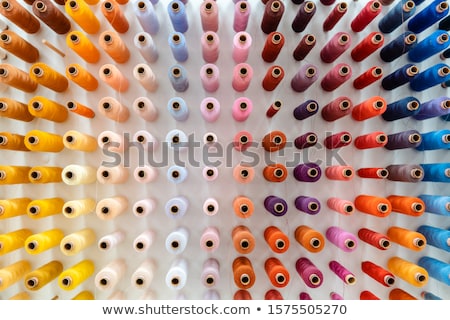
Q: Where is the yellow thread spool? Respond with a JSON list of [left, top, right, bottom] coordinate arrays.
[[28, 166, 63, 184], [0, 260, 31, 291], [24, 260, 63, 291], [0, 198, 31, 219], [387, 226, 427, 251], [0, 132, 29, 151], [9, 291, 31, 300], [66, 31, 100, 63], [0, 228, 32, 255], [387, 256, 428, 287], [62, 164, 97, 185], [60, 228, 96, 256], [58, 259, 95, 291], [25, 229, 64, 255], [27, 198, 64, 219], [65, 0, 100, 34], [0, 63, 38, 92], [99, 30, 130, 63], [28, 96, 68, 123], [24, 130, 64, 152], [63, 198, 96, 218], [63, 130, 97, 152], [0, 166, 31, 185], [72, 290, 94, 300], [66, 63, 98, 91], [29, 62, 69, 92], [0, 97, 34, 122]]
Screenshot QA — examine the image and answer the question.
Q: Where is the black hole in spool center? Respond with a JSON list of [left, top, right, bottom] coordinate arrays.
[[415, 204, 423, 211], [172, 171, 179, 178], [171, 278, 179, 285], [28, 136, 37, 144], [0, 102, 5, 110], [207, 34, 214, 42], [27, 279, 37, 287], [70, 34, 78, 42], [275, 204, 284, 212], [342, 134, 351, 142], [206, 102, 214, 110], [103, 68, 111, 76], [206, 277, 214, 285], [171, 2, 179, 10], [0, 136, 4, 144], [138, 170, 145, 178], [241, 205, 248, 213], [341, 35, 348, 42], [386, 277, 395, 285], [27, 242, 36, 250], [418, 275, 426, 282], [136, 206, 144, 214], [172, 35, 180, 42], [1, 34, 8, 41], [240, 68, 247, 75], [206, 68, 213, 75], [416, 239, 425, 247], [344, 169, 353, 177], [69, 1, 77, 9], [136, 278, 144, 285], [104, 2, 112, 10], [171, 206, 179, 213], [102, 170, 109, 178], [241, 275, 249, 284], [312, 239, 320, 247], [100, 242, 108, 249], [100, 279, 108, 286], [277, 275, 285, 283], [137, 135, 145, 143], [240, 135, 248, 143], [30, 171, 39, 179], [311, 276, 319, 284], [341, 67, 349, 74], [1, 2, 9, 9], [276, 240, 285, 249], [310, 202, 318, 210], [413, 169, 422, 177], [138, 35, 146, 42], [239, 35, 247, 42], [65, 171, 73, 179], [64, 243, 72, 251], [68, 67, 77, 75], [207, 205, 215, 212], [65, 136, 74, 143], [64, 206, 73, 214], [33, 68, 42, 76], [241, 240, 249, 248], [379, 204, 388, 212], [171, 241, 179, 248], [62, 278, 70, 286], [102, 207, 109, 214], [29, 206, 38, 214], [375, 34, 382, 41], [138, 1, 145, 9], [274, 169, 283, 177], [207, 169, 214, 176], [136, 242, 144, 250], [102, 136, 110, 144], [346, 240, 355, 248], [241, 169, 248, 177], [172, 136, 179, 144], [206, 135, 214, 142], [138, 67, 145, 74]]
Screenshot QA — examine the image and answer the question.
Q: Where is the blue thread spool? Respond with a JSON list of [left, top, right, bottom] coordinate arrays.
[[167, 97, 189, 121], [168, 64, 189, 92], [382, 96, 420, 121], [420, 163, 450, 183], [419, 194, 450, 216], [293, 100, 319, 120], [418, 256, 450, 286], [439, 15, 450, 30], [416, 130, 450, 151], [408, 0, 449, 34], [169, 32, 188, 62], [168, 0, 188, 33], [441, 48, 450, 59], [167, 165, 188, 184], [133, 0, 160, 35], [165, 196, 189, 219], [379, 1, 416, 34], [413, 96, 450, 120], [422, 291, 442, 300], [410, 63, 450, 91], [380, 32, 417, 62], [381, 64, 419, 90], [417, 225, 450, 253], [384, 130, 422, 150], [408, 30, 450, 62], [411, 0, 426, 5], [165, 129, 188, 151]]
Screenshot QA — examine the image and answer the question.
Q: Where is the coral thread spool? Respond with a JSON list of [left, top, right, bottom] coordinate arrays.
[[234, 290, 252, 300], [353, 66, 383, 89], [351, 0, 382, 32], [24, 260, 63, 291], [386, 195, 424, 217], [262, 65, 284, 91], [265, 257, 290, 288], [65, 0, 100, 34], [200, 1, 218, 32], [262, 32, 284, 62], [99, 64, 129, 93], [0, 228, 32, 255], [25, 229, 64, 255], [28, 166, 63, 184], [232, 257, 255, 289], [324, 131, 352, 149], [293, 34, 316, 61], [294, 196, 321, 215], [262, 130, 286, 152], [232, 63, 253, 92], [321, 96, 352, 121], [329, 261, 356, 285], [352, 96, 387, 121], [0, 0, 40, 33], [295, 257, 323, 288], [325, 166, 354, 181], [66, 31, 100, 63], [0, 30, 39, 62], [0, 198, 31, 219], [320, 32, 351, 63], [261, 0, 284, 34], [323, 2, 347, 31], [24, 130, 64, 152], [101, 0, 129, 33], [354, 195, 391, 218], [96, 196, 128, 220], [58, 260, 94, 291], [233, 131, 252, 152], [265, 290, 283, 300], [326, 226, 358, 252], [387, 257, 428, 287], [264, 226, 289, 254], [327, 197, 354, 215], [387, 226, 426, 251], [0, 260, 32, 291], [201, 31, 219, 63], [0, 132, 29, 151], [232, 226, 255, 254], [321, 63, 351, 91], [354, 131, 387, 149], [233, 196, 254, 219], [351, 32, 384, 62], [294, 132, 317, 149], [294, 225, 325, 253], [28, 96, 68, 123], [66, 64, 98, 91], [361, 261, 395, 287], [233, 164, 254, 184], [263, 164, 287, 183], [358, 228, 391, 250], [266, 100, 282, 118], [98, 97, 129, 123], [0, 98, 34, 122], [29, 63, 68, 92]]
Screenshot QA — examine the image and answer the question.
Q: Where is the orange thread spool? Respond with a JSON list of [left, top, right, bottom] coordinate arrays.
[[28, 166, 63, 184], [389, 288, 417, 300], [351, 96, 387, 121], [99, 30, 130, 64], [233, 290, 252, 300], [66, 31, 100, 63], [232, 196, 254, 219], [101, 0, 129, 33], [24, 130, 64, 152], [294, 225, 325, 253], [264, 257, 290, 288], [231, 225, 255, 254], [386, 195, 425, 217], [326, 197, 354, 215], [0, 166, 31, 185], [232, 257, 255, 289], [98, 97, 129, 123], [354, 131, 388, 149], [262, 65, 285, 91], [357, 167, 388, 179], [354, 194, 391, 217], [99, 64, 129, 92], [66, 64, 98, 91], [0, 132, 29, 151], [0, 98, 34, 122], [387, 226, 426, 251], [67, 100, 95, 119], [0, 63, 37, 92], [263, 163, 287, 182], [261, 31, 285, 62], [0, 30, 39, 62], [262, 130, 286, 152], [264, 226, 289, 254], [28, 96, 69, 122], [387, 257, 428, 287], [325, 165, 354, 181], [265, 289, 283, 300], [0, 198, 31, 219], [65, 0, 100, 34], [29, 63, 69, 92], [0, 0, 40, 33]]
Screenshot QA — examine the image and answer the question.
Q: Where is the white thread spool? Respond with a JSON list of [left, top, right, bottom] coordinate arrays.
[[132, 198, 156, 217], [131, 259, 155, 289], [165, 227, 189, 255], [133, 230, 155, 252], [98, 230, 125, 251], [96, 165, 129, 184], [62, 165, 97, 185], [165, 258, 188, 290], [95, 259, 127, 291], [132, 97, 158, 122]]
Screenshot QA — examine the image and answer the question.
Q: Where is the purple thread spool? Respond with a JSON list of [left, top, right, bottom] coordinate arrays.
[[294, 196, 321, 215], [385, 130, 422, 150], [294, 163, 321, 182], [329, 261, 356, 285], [386, 164, 424, 182], [295, 132, 318, 149], [293, 100, 319, 120], [326, 226, 358, 252], [295, 257, 323, 288], [264, 195, 288, 217], [291, 64, 319, 92], [413, 96, 450, 120]]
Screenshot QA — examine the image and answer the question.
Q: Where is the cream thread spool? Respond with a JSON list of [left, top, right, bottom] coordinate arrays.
[[63, 198, 96, 218], [95, 259, 127, 291], [133, 63, 157, 92], [165, 227, 189, 255], [96, 196, 128, 220], [63, 130, 97, 152], [133, 230, 155, 252], [62, 164, 97, 185], [60, 228, 96, 256]]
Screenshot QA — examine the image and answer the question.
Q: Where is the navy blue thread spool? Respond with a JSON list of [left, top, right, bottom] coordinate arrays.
[[291, 1, 316, 33], [293, 100, 319, 120], [264, 196, 288, 217], [408, 0, 449, 33], [418, 256, 450, 286], [439, 15, 450, 30], [294, 196, 321, 215], [408, 30, 450, 63], [441, 48, 450, 59], [382, 96, 420, 121], [378, 0, 416, 34], [385, 164, 424, 182], [410, 64, 450, 91], [419, 194, 450, 216], [380, 32, 417, 62], [420, 163, 450, 183], [168, 32, 188, 62], [416, 130, 450, 151], [168, 64, 189, 92], [168, 0, 188, 33], [384, 130, 422, 150], [417, 225, 450, 253], [413, 96, 450, 120], [381, 64, 419, 90]]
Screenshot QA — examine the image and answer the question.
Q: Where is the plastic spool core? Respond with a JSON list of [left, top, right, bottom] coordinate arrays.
[[207, 205, 215, 213], [306, 1, 315, 12], [170, 206, 179, 214], [28, 206, 39, 215], [342, 134, 351, 143], [412, 169, 423, 179], [240, 274, 250, 285], [206, 102, 214, 110], [272, 67, 281, 78], [64, 242, 73, 251], [171, 241, 179, 248], [378, 203, 389, 213], [101, 207, 109, 215], [239, 68, 247, 77], [171, 277, 179, 286], [100, 278, 108, 286], [345, 239, 355, 248], [340, 100, 350, 110], [311, 238, 321, 248], [172, 68, 180, 78], [1, 2, 10, 10], [307, 102, 317, 112], [206, 34, 214, 42], [240, 2, 247, 11], [33, 67, 43, 77], [172, 34, 180, 44], [206, 276, 214, 285], [0, 34, 9, 43], [412, 203, 423, 212], [276, 273, 286, 284], [240, 239, 249, 249], [171, 2, 179, 12], [64, 206, 73, 215], [206, 68, 213, 77], [307, 134, 317, 144], [0, 68, 6, 77], [272, 33, 281, 44], [138, 1, 145, 10], [0, 171, 5, 180], [373, 34, 383, 43], [65, 135, 74, 143], [62, 277, 72, 287], [239, 34, 247, 43], [70, 34, 79, 43], [104, 1, 112, 10], [239, 135, 248, 144], [65, 171, 73, 179], [27, 278, 38, 288], [137, 67, 145, 75], [308, 202, 319, 211], [274, 169, 284, 178], [27, 241, 38, 250], [240, 204, 248, 214], [274, 203, 284, 213], [240, 169, 249, 178], [239, 102, 247, 110], [340, 34, 349, 44], [414, 238, 425, 247], [136, 278, 144, 286], [308, 168, 318, 178], [69, 1, 77, 9], [346, 276, 356, 284], [380, 239, 391, 248], [207, 169, 214, 177], [103, 68, 111, 76], [385, 276, 395, 286], [306, 67, 316, 78], [0, 136, 5, 145], [138, 35, 146, 43], [138, 170, 145, 178], [30, 171, 40, 180], [99, 242, 108, 249], [344, 204, 354, 214], [32, 101, 42, 111], [344, 169, 353, 177], [374, 100, 384, 110], [310, 275, 320, 285], [276, 240, 285, 250], [172, 136, 179, 144], [135, 242, 144, 250], [0, 102, 7, 110], [416, 274, 426, 282]]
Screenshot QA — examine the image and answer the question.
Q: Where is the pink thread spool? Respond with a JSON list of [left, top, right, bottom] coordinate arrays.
[[134, 166, 157, 183], [321, 63, 352, 91], [133, 230, 154, 253], [133, 63, 158, 92], [330, 292, 344, 300], [132, 97, 158, 122], [96, 196, 128, 220], [234, 131, 252, 151], [327, 197, 355, 215], [200, 97, 220, 123], [295, 257, 323, 288], [232, 63, 253, 92], [133, 198, 156, 218], [201, 258, 220, 287], [329, 261, 357, 285], [291, 64, 318, 92], [326, 226, 358, 252], [321, 96, 352, 121], [98, 97, 129, 123], [324, 131, 352, 149], [262, 65, 284, 91], [320, 32, 351, 63], [351, 1, 382, 32], [200, 1, 219, 32], [201, 32, 220, 63], [200, 64, 219, 93], [134, 130, 158, 151], [232, 32, 252, 63], [232, 97, 252, 122], [200, 227, 220, 253], [98, 130, 124, 153], [97, 165, 129, 184], [234, 1, 250, 32], [202, 166, 218, 181], [325, 166, 354, 181], [99, 64, 129, 93]]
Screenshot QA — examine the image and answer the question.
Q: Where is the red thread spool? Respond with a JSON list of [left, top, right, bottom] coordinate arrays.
[[386, 195, 425, 217], [351, 96, 386, 121], [324, 131, 352, 149], [321, 96, 352, 121], [354, 131, 388, 149], [265, 289, 283, 300], [360, 291, 380, 300], [361, 261, 396, 287], [357, 167, 389, 179], [351, 32, 384, 61], [263, 164, 287, 182], [261, 31, 285, 62], [325, 166, 354, 181], [323, 2, 348, 31], [262, 130, 286, 152], [293, 34, 316, 61], [351, 1, 382, 32], [354, 195, 392, 217], [264, 226, 289, 254], [320, 63, 352, 91], [266, 100, 282, 118], [262, 65, 284, 91], [264, 257, 290, 288], [353, 66, 383, 89], [261, 0, 284, 34], [358, 228, 391, 250]]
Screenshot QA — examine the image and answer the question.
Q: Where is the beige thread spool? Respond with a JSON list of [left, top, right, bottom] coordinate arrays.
[[97, 165, 129, 184], [98, 96, 130, 122], [96, 196, 128, 220], [63, 130, 97, 152], [60, 228, 96, 256], [99, 64, 129, 92], [63, 198, 96, 218], [133, 63, 158, 92]]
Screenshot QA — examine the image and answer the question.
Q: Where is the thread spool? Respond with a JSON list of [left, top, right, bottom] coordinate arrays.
[[233, 290, 251, 300], [0, 132, 29, 151], [9, 292, 31, 300], [133, 230, 154, 253], [168, 64, 189, 92], [233, 196, 254, 219], [97, 165, 128, 184], [387, 257, 428, 287], [299, 292, 312, 300], [0, 166, 30, 185], [416, 130, 450, 151], [382, 63, 419, 90], [262, 130, 286, 152], [265, 257, 289, 288], [166, 129, 188, 151], [165, 196, 189, 219], [28, 166, 62, 184], [293, 100, 318, 120], [351, 0, 382, 32], [28, 96, 68, 122], [294, 132, 317, 149], [0, 0, 40, 33], [63, 130, 97, 152], [95, 196, 128, 220], [131, 259, 155, 289], [261, 0, 284, 34], [351, 32, 384, 62], [262, 32, 284, 63], [387, 195, 425, 216], [294, 225, 325, 253], [200, 1, 218, 32], [385, 130, 422, 150], [389, 289, 417, 300], [234, 1, 250, 32], [321, 96, 352, 121], [201, 31, 219, 63], [101, 0, 129, 33], [199, 65, 219, 93], [329, 261, 356, 285], [408, 0, 449, 33], [25, 229, 64, 255], [167, 97, 188, 122], [413, 96, 450, 119], [321, 63, 351, 91], [327, 197, 354, 215], [420, 163, 450, 183], [291, 64, 318, 93], [263, 163, 287, 182], [358, 228, 391, 250], [201, 258, 220, 288], [165, 258, 188, 290], [295, 258, 323, 288], [409, 31, 450, 63], [66, 64, 98, 91], [418, 257, 450, 286], [60, 228, 95, 256], [27, 198, 64, 219], [132, 198, 156, 218], [169, 32, 188, 62], [134, 166, 157, 184], [353, 66, 383, 89], [0, 30, 39, 62], [66, 31, 100, 63], [0, 228, 32, 255], [0, 198, 31, 219], [411, 64, 450, 92], [379, 0, 414, 32], [62, 165, 97, 185], [24, 130, 64, 152], [98, 230, 125, 251], [419, 194, 450, 216], [265, 289, 283, 300], [232, 257, 255, 289], [168, 0, 188, 33], [167, 165, 187, 184], [361, 261, 395, 287], [65, 0, 100, 34], [422, 291, 443, 300], [134, 32, 158, 63], [0, 63, 38, 92], [264, 226, 289, 254], [387, 226, 426, 251], [352, 96, 386, 121], [132, 97, 158, 122], [165, 227, 188, 255], [200, 98, 220, 123], [66, 101, 94, 119], [291, 1, 316, 33], [264, 195, 288, 217], [323, 2, 347, 31], [29, 62, 68, 92], [233, 131, 252, 152], [293, 163, 321, 182], [203, 198, 219, 216], [232, 31, 252, 63], [232, 63, 253, 92], [326, 226, 357, 252], [320, 32, 351, 63], [99, 64, 129, 93], [98, 97, 129, 123], [0, 98, 33, 122], [354, 131, 387, 149], [95, 259, 126, 291], [325, 166, 354, 181], [293, 34, 316, 61], [0, 260, 31, 291], [232, 164, 254, 184], [134, 0, 159, 35], [232, 226, 255, 254], [232, 97, 252, 122], [294, 196, 321, 215], [417, 225, 450, 252], [58, 260, 94, 291], [380, 31, 417, 62], [386, 164, 424, 182], [262, 65, 284, 91], [33, 0, 71, 34], [382, 96, 420, 121], [63, 198, 95, 219]]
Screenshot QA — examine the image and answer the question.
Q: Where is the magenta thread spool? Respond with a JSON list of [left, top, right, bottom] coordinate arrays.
[[294, 196, 321, 215], [320, 63, 352, 91], [234, 1, 250, 32], [233, 131, 253, 152], [299, 292, 312, 300], [200, 64, 219, 93], [232, 31, 252, 63], [291, 64, 318, 92], [320, 32, 351, 63], [232, 63, 253, 92], [293, 100, 319, 120], [264, 195, 288, 217], [232, 97, 252, 122], [200, 97, 220, 123], [326, 226, 358, 252], [321, 96, 352, 121], [295, 257, 323, 288], [293, 163, 321, 182], [329, 261, 357, 285], [294, 132, 318, 149], [324, 131, 352, 149], [200, 227, 220, 253]]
